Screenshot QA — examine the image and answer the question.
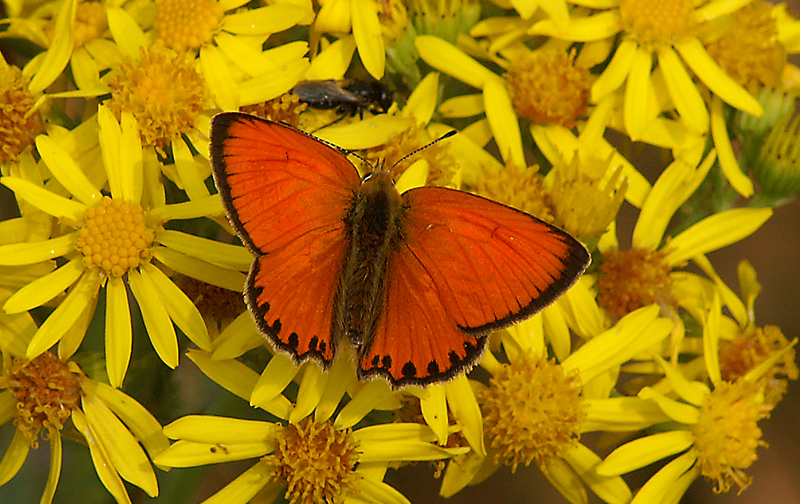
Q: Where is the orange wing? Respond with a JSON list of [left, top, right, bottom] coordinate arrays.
[[359, 187, 590, 387], [210, 113, 360, 367]]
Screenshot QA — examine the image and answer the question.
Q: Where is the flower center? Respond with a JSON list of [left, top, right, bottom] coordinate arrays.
[[73, 1, 108, 46], [364, 122, 457, 186], [505, 50, 591, 128], [551, 154, 627, 243], [0, 64, 43, 163], [704, 1, 784, 95], [479, 355, 584, 471], [155, 0, 224, 52], [75, 196, 155, 278], [240, 94, 307, 129], [619, 0, 694, 48], [176, 275, 245, 323], [466, 163, 555, 222], [719, 325, 799, 408], [596, 248, 674, 319], [692, 380, 770, 494], [263, 418, 360, 504], [5, 353, 82, 447], [105, 45, 209, 156]]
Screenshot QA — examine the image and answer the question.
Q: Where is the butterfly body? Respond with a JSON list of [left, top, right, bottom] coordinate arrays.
[[210, 113, 590, 388], [335, 169, 402, 348]]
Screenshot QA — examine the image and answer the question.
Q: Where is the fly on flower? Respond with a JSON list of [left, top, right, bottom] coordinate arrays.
[[210, 112, 590, 389], [290, 79, 394, 119]]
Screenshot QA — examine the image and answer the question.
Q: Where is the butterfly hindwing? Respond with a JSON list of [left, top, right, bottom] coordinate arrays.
[[358, 187, 589, 386], [210, 114, 360, 367]]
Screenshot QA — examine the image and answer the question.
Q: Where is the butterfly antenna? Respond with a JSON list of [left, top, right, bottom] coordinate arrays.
[[389, 130, 457, 172]]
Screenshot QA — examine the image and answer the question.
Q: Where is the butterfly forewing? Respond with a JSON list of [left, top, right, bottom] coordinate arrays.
[[210, 114, 360, 367]]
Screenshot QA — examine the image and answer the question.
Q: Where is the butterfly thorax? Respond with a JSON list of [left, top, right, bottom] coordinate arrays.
[[334, 170, 404, 347]]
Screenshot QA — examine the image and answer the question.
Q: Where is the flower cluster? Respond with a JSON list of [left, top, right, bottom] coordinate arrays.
[[0, 0, 798, 503]]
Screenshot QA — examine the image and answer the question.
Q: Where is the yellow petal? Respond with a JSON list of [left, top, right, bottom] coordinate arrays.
[[118, 112, 143, 203], [289, 364, 326, 424], [624, 45, 654, 141], [439, 94, 485, 118], [201, 46, 240, 111], [415, 35, 498, 90], [404, 71, 438, 124], [202, 464, 275, 504], [638, 387, 700, 424], [80, 379, 170, 458], [82, 393, 158, 496], [305, 36, 356, 80], [26, 270, 98, 359], [529, 10, 620, 41], [674, 37, 762, 116], [154, 439, 272, 467], [0, 427, 30, 486], [483, 79, 524, 167], [27, 0, 75, 94], [187, 349, 293, 420], [141, 264, 211, 351], [582, 397, 671, 433], [157, 230, 251, 270], [563, 305, 672, 384], [597, 431, 694, 476], [42, 428, 62, 504], [314, 352, 359, 422], [419, 384, 448, 445], [335, 380, 399, 429], [633, 149, 715, 250], [106, 7, 147, 60], [239, 58, 309, 106], [657, 47, 708, 133], [3, 256, 84, 314], [36, 135, 102, 207], [127, 268, 179, 367], [351, 0, 384, 79], [105, 277, 132, 388], [250, 353, 300, 410], [71, 409, 133, 504], [211, 312, 263, 361], [711, 95, 754, 197], [0, 177, 85, 223], [629, 452, 697, 504], [150, 247, 247, 291], [563, 443, 632, 504], [315, 0, 351, 33], [163, 415, 278, 444], [592, 38, 636, 103], [173, 137, 210, 200], [222, 4, 305, 35], [664, 208, 773, 266], [445, 375, 485, 456]]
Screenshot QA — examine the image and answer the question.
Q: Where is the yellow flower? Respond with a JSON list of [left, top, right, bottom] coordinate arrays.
[[531, 0, 763, 141], [0, 105, 252, 387], [155, 349, 468, 504], [314, 0, 387, 79], [595, 148, 772, 321], [0, 346, 168, 504], [442, 305, 676, 502], [597, 343, 795, 500], [417, 36, 602, 170]]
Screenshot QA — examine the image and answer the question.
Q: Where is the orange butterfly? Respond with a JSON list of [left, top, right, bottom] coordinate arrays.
[[210, 113, 590, 388]]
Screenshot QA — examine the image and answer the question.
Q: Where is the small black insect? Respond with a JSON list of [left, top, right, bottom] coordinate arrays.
[[290, 79, 394, 119]]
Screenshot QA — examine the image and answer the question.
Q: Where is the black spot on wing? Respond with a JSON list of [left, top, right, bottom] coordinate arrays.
[[243, 258, 334, 368]]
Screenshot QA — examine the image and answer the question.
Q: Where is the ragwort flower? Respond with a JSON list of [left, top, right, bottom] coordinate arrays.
[[0, 105, 251, 387], [155, 349, 468, 504]]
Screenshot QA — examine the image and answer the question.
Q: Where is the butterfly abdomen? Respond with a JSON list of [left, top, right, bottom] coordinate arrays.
[[334, 171, 404, 347]]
